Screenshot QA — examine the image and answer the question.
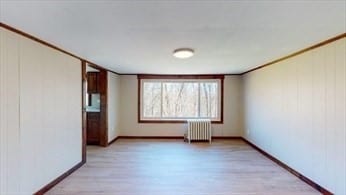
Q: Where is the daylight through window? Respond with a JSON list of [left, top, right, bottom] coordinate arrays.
[[139, 76, 223, 123]]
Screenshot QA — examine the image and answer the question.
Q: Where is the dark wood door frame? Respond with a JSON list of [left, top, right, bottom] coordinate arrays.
[[82, 61, 87, 162], [98, 68, 108, 147], [83, 62, 108, 148]]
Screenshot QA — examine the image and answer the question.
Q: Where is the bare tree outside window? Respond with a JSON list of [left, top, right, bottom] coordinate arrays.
[[141, 80, 220, 121], [143, 82, 161, 117], [162, 82, 199, 118], [200, 82, 218, 118]]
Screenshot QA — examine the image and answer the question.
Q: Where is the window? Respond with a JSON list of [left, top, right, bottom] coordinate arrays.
[[138, 75, 224, 123]]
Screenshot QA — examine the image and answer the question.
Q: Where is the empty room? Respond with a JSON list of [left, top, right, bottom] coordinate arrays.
[[0, 1, 345, 195]]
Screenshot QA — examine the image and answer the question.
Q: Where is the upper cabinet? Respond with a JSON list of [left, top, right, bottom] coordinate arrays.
[[87, 72, 99, 93]]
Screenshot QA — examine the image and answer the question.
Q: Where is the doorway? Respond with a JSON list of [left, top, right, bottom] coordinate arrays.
[[83, 62, 108, 147]]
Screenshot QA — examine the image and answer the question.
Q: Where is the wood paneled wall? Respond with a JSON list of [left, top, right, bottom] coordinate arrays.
[[0, 27, 82, 194], [243, 38, 345, 194]]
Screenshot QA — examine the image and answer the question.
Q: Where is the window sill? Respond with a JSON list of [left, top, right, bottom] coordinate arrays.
[[138, 120, 223, 124]]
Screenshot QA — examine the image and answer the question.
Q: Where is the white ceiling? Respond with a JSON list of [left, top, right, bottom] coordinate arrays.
[[1, 1, 345, 74]]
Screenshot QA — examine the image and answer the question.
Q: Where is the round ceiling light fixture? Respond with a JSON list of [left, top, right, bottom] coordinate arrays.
[[173, 48, 194, 59]]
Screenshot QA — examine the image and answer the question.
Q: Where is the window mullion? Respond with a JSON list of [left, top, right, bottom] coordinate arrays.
[[198, 82, 201, 118], [160, 82, 163, 118]]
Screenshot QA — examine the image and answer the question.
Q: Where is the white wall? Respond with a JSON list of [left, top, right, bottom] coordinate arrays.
[[0, 28, 82, 194], [119, 75, 244, 136], [107, 72, 121, 142], [86, 65, 99, 72], [243, 38, 346, 194]]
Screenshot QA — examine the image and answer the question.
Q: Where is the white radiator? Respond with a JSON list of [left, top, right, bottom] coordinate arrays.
[[186, 119, 212, 143]]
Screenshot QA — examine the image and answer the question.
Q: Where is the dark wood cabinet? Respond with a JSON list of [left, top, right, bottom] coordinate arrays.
[[85, 69, 107, 147], [87, 112, 100, 145], [87, 72, 99, 93]]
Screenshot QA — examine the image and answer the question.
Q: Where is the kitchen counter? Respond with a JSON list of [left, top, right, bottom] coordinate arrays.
[[86, 107, 100, 112]]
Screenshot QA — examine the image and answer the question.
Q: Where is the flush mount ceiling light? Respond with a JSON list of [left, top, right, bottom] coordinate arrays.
[[173, 48, 194, 59]]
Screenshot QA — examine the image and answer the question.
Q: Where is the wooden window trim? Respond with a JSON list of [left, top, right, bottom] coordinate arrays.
[[137, 74, 224, 124]]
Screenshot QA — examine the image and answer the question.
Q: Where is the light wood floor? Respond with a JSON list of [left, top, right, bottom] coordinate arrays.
[[48, 139, 319, 195]]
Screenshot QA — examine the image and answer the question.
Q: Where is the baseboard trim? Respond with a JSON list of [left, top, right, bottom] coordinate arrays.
[[118, 136, 184, 139], [213, 136, 242, 139], [108, 136, 120, 145], [116, 136, 242, 140], [34, 161, 85, 195], [241, 138, 333, 195]]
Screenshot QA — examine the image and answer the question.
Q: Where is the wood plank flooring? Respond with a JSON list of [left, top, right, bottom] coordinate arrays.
[[47, 139, 320, 195]]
